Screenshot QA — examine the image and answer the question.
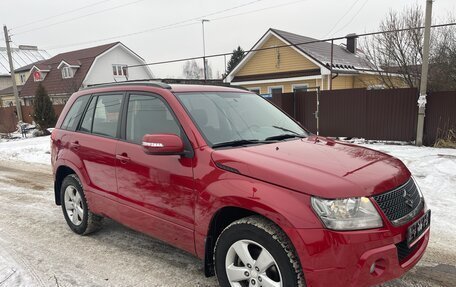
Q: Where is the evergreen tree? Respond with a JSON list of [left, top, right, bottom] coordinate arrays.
[[226, 46, 245, 75], [33, 83, 56, 133]]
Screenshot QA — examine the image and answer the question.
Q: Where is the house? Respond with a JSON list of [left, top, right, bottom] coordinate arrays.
[[0, 62, 48, 107], [19, 42, 153, 105], [0, 85, 24, 107], [225, 28, 389, 95], [0, 45, 50, 91]]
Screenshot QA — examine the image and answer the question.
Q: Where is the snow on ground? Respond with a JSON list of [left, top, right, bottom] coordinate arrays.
[[0, 136, 454, 243], [0, 136, 50, 165], [0, 137, 454, 286]]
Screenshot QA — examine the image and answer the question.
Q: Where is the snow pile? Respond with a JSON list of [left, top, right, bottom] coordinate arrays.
[[0, 136, 51, 165]]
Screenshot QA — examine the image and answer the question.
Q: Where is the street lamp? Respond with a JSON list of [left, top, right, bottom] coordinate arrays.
[[201, 19, 210, 81]]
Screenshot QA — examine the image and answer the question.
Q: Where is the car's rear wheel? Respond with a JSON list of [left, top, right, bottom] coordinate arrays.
[[214, 216, 305, 287], [61, 174, 103, 235]]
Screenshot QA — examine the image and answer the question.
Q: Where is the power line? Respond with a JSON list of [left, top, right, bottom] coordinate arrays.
[[12, 0, 114, 31], [41, 0, 269, 51], [322, 0, 362, 39], [330, 0, 369, 37], [127, 22, 456, 69], [44, 22, 201, 50], [12, 0, 147, 36], [208, 0, 308, 22], [41, 0, 306, 51]]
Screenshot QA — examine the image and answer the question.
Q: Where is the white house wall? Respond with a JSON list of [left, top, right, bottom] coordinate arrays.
[[83, 45, 152, 87]]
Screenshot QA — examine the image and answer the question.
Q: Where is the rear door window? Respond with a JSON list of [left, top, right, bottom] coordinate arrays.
[[78, 94, 123, 138], [92, 94, 123, 138]]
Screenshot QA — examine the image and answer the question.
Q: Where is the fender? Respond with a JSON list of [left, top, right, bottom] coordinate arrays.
[[194, 175, 323, 259], [53, 157, 90, 205]]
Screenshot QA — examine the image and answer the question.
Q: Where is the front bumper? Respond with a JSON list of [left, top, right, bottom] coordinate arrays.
[[289, 210, 430, 287]]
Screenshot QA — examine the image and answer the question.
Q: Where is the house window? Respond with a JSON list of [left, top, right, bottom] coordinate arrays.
[[113, 64, 128, 77], [62, 67, 74, 79], [20, 74, 26, 84], [268, 86, 283, 96], [292, 84, 308, 93]]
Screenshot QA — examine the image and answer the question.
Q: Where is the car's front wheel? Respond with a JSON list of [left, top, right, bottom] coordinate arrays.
[[61, 174, 103, 235], [214, 216, 305, 287]]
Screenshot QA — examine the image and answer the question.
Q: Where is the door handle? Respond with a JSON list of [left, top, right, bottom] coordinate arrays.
[[116, 153, 130, 164], [70, 141, 80, 150]]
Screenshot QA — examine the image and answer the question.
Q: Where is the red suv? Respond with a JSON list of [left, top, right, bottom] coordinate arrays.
[[51, 82, 430, 287]]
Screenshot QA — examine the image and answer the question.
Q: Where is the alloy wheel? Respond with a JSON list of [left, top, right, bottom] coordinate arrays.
[[64, 185, 84, 226], [225, 239, 282, 287]]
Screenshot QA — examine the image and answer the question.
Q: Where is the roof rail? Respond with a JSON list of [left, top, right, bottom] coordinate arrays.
[[84, 80, 172, 90]]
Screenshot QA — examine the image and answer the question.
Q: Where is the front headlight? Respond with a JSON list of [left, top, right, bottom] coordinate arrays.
[[311, 197, 383, 230]]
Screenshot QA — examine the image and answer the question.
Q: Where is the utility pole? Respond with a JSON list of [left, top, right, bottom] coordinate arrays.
[[329, 39, 334, 90], [3, 25, 23, 122], [201, 19, 209, 81], [416, 0, 433, 146]]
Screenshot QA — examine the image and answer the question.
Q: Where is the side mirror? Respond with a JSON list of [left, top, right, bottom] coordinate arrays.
[[142, 134, 184, 155]]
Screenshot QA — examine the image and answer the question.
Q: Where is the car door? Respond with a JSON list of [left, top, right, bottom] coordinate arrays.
[[71, 93, 124, 215], [115, 92, 195, 253]]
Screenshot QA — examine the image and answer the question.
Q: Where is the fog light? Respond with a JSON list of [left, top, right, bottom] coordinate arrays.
[[369, 259, 386, 277]]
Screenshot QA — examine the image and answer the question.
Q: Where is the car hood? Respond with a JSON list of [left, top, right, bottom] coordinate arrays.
[[211, 136, 410, 198]]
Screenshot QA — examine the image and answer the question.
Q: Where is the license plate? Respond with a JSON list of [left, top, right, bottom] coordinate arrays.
[[407, 209, 431, 248]]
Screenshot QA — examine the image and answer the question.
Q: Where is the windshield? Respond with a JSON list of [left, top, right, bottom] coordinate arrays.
[[175, 92, 308, 147]]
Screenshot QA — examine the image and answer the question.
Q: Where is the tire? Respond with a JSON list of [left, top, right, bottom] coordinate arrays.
[[214, 216, 305, 287], [60, 174, 103, 235]]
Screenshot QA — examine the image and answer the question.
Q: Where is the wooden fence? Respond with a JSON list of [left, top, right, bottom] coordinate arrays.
[[0, 105, 65, 133], [269, 88, 456, 146], [1, 89, 455, 146]]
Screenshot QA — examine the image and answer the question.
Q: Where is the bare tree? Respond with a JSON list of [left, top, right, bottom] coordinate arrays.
[[428, 20, 456, 91], [362, 5, 456, 90], [182, 59, 213, 79], [183, 60, 202, 79]]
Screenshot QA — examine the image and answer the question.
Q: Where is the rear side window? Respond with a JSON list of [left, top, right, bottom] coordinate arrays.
[[79, 94, 123, 138], [61, 95, 89, 131], [126, 94, 181, 144]]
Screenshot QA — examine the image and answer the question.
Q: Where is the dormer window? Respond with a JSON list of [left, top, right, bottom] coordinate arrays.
[[33, 71, 44, 82], [113, 64, 128, 77], [57, 61, 79, 79], [62, 66, 74, 79], [31, 65, 49, 82]]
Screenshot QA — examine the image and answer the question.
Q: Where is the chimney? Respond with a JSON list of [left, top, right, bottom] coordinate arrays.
[[346, 33, 358, 53]]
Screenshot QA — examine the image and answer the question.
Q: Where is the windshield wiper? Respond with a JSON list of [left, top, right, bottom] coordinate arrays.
[[265, 134, 306, 141], [212, 139, 270, 148], [272, 125, 300, 135], [267, 125, 307, 141]]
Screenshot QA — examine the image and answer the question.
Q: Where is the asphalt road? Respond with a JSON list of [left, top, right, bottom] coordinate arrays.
[[0, 160, 454, 287]]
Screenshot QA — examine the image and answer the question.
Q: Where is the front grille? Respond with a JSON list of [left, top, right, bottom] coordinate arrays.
[[396, 239, 420, 262], [373, 178, 422, 225]]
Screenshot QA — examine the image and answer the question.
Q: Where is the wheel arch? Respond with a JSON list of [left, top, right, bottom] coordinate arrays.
[[54, 161, 85, 205], [202, 203, 298, 277]]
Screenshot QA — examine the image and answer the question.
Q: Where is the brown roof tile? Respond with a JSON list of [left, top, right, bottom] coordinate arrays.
[[20, 42, 118, 97], [0, 85, 23, 96]]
